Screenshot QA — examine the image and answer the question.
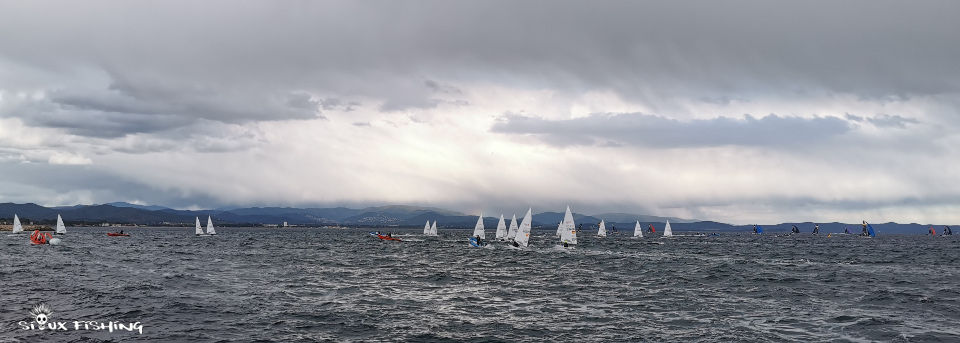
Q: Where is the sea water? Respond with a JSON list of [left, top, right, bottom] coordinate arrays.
[[1, 228, 958, 342]]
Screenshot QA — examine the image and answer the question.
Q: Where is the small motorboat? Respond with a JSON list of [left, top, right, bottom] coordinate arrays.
[[107, 232, 130, 237]]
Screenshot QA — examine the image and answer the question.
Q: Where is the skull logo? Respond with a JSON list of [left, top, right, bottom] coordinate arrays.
[[30, 303, 52, 325]]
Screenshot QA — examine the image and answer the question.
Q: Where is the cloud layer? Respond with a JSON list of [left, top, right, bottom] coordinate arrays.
[[1, 1, 959, 224]]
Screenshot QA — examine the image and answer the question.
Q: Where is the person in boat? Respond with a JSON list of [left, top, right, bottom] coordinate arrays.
[[512, 240, 519, 247], [119, 230, 124, 235], [475, 235, 483, 246]]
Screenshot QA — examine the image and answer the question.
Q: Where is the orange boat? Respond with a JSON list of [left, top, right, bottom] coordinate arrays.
[[107, 232, 130, 237], [376, 234, 402, 241], [30, 230, 51, 245]]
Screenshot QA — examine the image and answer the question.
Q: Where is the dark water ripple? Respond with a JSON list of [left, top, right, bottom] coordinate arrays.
[[2, 228, 960, 342]]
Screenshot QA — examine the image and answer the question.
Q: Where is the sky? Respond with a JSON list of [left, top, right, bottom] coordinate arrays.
[[1, 1, 959, 224]]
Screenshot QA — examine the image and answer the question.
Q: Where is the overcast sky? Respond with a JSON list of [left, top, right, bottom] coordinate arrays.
[[1, 1, 959, 224]]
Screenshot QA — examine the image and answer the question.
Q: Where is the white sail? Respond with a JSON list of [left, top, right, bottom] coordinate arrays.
[[55, 215, 66, 234], [430, 221, 438, 235], [507, 215, 518, 239], [514, 208, 533, 247], [206, 216, 216, 235], [495, 215, 507, 239], [663, 220, 673, 237], [424, 221, 431, 235], [12, 214, 23, 233], [560, 206, 578, 245], [634, 220, 643, 237], [597, 220, 607, 237], [195, 217, 204, 235], [473, 214, 485, 239]]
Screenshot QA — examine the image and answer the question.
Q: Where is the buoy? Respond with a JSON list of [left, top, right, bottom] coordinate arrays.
[[48, 237, 61, 245]]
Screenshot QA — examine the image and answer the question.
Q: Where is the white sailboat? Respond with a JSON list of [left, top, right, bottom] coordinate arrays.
[[424, 221, 431, 235], [559, 206, 577, 246], [662, 220, 673, 237], [473, 214, 485, 239], [495, 215, 507, 240], [597, 220, 607, 237], [634, 220, 643, 237], [206, 216, 217, 235], [430, 221, 438, 236], [12, 214, 23, 233], [195, 217, 206, 236], [507, 215, 518, 240], [513, 208, 533, 247], [55, 215, 66, 235], [556, 221, 562, 237]]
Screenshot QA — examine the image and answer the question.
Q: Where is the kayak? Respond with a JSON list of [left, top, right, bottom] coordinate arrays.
[[469, 237, 487, 247], [107, 233, 130, 237]]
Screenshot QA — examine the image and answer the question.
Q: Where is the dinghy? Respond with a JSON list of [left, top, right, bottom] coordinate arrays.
[[507, 215, 518, 241], [206, 216, 217, 235], [943, 226, 953, 236], [424, 221, 431, 235], [559, 206, 577, 246], [634, 221, 643, 238], [597, 220, 607, 238], [753, 224, 763, 234], [12, 214, 23, 234], [430, 221, 438, 236], [495, 215, 507, 240], [512, 208, 533, 247], [812, 224, 819, 235], [55, 215, 66, 235], [195, 217, 209, 236], [861, 221, 876, 238], [469, 214, 485, 245], [662, 220, 673, 237]]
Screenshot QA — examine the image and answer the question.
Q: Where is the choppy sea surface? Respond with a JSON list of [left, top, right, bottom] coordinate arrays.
[[2, 228, 959, 342]]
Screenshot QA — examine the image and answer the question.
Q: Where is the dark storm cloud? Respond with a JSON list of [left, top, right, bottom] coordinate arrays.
[[2, 1, 956, 118], [491, 112, 852, 148]]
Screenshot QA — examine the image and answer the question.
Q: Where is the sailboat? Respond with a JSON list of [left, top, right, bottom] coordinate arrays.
[[507, 215, 518, 241], [471, 214, 486, 238], [206, 216, 217, 235], [55, 215, 66, 235], [753, 224, 763, 234], [791, 225, 800, 234], [844, 226, 852, 235], [861, 221, 876, 238], [556, 221, 562, 237], [662, 220, 673, 237], [559, 206, 577, 246], [495, 215, 507, 240], [424, 221, 431, 235], [430, 221, 438, 236], [634, 221, 643, 238], [195, 217, 208, 236], [512, 208, 532, 247], [813, 224, 819, 235], [648, 224, 656, 233], [929, 227, 937, 235], [597, 220, 607, 237], [11, 214, 23, 233], [943, 226, 953, 236]]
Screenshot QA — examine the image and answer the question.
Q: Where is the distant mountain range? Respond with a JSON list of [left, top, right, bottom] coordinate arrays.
[[0, 202, 949, 234]]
